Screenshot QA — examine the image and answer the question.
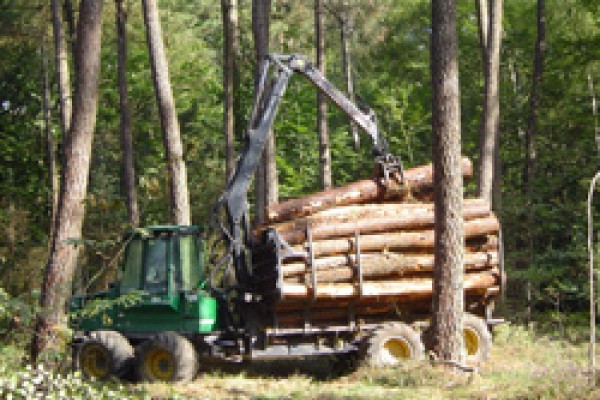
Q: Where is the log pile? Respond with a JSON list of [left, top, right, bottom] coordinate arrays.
[[252, 158, 501, 324]]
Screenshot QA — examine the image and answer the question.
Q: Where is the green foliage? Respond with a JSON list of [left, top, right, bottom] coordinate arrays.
[[71, 290, 145, 324], [0, 288, 38, 344]]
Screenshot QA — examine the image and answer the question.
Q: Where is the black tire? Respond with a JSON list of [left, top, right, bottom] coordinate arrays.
[[136, 332, 198, 382], [78, 330, 134, 380], [463, 313, 492, 365], [361, 323, 424, 367]]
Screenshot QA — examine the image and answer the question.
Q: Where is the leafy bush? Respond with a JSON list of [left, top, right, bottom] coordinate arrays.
[[0, 287, 37, 344]]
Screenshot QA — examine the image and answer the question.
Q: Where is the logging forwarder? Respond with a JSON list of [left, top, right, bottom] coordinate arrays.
[[69, 54, 500, 382]]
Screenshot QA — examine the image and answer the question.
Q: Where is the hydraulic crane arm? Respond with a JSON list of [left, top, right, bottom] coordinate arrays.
[[272, 54, 388, 156], [209, 54, 402, 294]]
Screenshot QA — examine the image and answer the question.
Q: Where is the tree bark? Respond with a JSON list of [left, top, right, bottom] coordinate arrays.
[[252, 0, 277, 225], [477, 0, 503, 208], [31, 0, 104, 363], [116, 0, 139, 227], [315, 0, 332, 189], [52, 0, 72, 137], [142, 0, 191, 225], [429, 0, 464, 364], [222, 0, 239, 182]]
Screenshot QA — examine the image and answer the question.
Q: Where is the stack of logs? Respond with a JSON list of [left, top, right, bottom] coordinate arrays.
[[254, 157, 501, 324]]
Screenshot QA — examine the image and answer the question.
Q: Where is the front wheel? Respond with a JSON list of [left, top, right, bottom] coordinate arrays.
[[361, 323, 424, 367], [78, 330, 134, 380], [136, 332, 198, 382]]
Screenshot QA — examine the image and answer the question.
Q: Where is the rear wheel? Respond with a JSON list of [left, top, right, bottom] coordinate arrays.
[[136, 332, 198, 382], [362, 323, 424, 367], [463, 313, 492, 365], [78, 330, 134, 380]]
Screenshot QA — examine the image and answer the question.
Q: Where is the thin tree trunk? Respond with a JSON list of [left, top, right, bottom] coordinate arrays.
[[42, 38, 59, 244], [52, 0, 72, 137], [477, 0, 503, 209], [524, 0, 545, 327], [116, 0, 139, 227], [315, 0, 332, 189], [429, 0, 464, 364], [222, 0, 239, 182], [340, 8, 360, 150], [588, 73, 599, 158], [475, 0, 489, 60], [252, 0, 277, 224], [31, 0, 104, 363], [142, 0, 191, 225], [63, 0, 77, 70]]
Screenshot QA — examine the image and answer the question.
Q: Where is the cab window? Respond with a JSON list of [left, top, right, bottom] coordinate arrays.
[[144, 238, 168, 293], [121, 239, 142, 293]]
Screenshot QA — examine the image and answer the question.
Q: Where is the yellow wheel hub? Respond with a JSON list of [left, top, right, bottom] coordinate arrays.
[[382, 338, 411, 365], [80, 344, 110, 379], [145, 347, 175, 381], [464, 328, 480, 356]]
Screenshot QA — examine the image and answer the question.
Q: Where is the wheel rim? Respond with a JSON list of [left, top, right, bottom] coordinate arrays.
[[145, 347, 175, 381], [464, 328, 480, 356], [80, 343, 110, 379], [381, 338, 411, 365]]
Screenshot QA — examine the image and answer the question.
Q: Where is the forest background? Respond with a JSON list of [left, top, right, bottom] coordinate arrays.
[[0, 0, 599, 397]]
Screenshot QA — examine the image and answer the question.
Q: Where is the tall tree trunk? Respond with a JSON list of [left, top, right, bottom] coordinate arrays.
[[42, 37, 59, 244], [524, 0, 545, 326], [315, 0, 332, 189], [476, 0, 503, 209], [52, 0, 72, 137], [31, 0, 104, 363], [142, 0, 191, 225], [252, 0, 277, 224], [116, 0, 139, 227], [222, 0, 239, 182], [429, 0, 464, 364], [339, 7, 360, 150]]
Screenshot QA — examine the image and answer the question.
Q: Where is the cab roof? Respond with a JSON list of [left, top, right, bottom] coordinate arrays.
[[124, 225, 202, 239]]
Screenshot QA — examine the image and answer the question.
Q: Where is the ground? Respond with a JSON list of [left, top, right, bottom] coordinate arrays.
[[141, 324, 600, 400]]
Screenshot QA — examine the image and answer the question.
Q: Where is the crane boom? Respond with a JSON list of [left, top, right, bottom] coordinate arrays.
[[209, 54, 402, 297]]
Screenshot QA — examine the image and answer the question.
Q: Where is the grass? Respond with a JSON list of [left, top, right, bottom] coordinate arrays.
[[142, 324, 600, 400]]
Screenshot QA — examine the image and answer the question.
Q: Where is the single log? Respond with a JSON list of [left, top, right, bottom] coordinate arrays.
[[279, 270, 498, 300], [265, 157, 473, 224], [259, 198, 490, 245], [282, 251, 499, 281], [290, 216, 499, 257]]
